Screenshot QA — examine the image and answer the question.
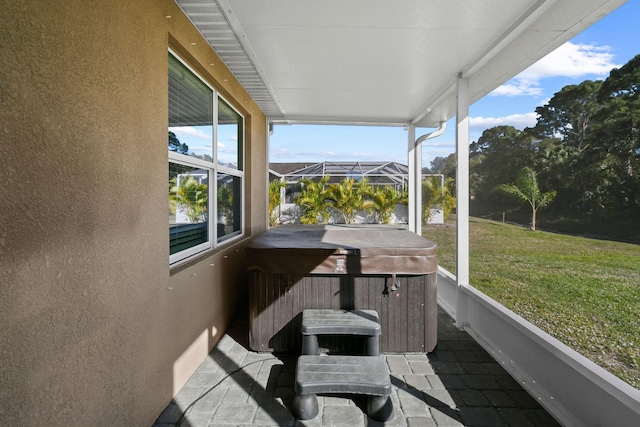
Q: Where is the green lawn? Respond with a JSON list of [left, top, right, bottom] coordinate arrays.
[[423, 217, 640, 389]]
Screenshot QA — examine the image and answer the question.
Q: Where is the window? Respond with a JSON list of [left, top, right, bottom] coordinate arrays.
[[168, 51, 244, 264]]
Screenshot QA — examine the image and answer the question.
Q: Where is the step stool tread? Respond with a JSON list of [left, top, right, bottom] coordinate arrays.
[[302, 309, 381, 336], [296, 355, 390, 396]]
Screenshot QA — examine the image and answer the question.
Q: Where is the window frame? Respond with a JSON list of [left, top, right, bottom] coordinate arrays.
[[168, 50, 245, 265]]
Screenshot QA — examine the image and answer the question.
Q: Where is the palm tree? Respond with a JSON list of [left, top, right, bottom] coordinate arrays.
[[170, 176, 208, 223], [440, 177, 457, 219], [370, 185, 407, 224], [422, 177, 441, 224], [327, 177, 374, 224], [497, 166, 556, 231], [295, 176, 332, 224], [422, 176, 456, 224], [217, 182, 233, 227], [268, 179, 287, 227]]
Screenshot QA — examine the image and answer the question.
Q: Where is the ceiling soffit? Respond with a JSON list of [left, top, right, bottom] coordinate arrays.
[[175, 0, 625, 128]]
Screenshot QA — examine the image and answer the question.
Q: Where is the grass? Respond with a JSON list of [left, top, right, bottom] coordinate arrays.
[[423, 217, 640, 389]]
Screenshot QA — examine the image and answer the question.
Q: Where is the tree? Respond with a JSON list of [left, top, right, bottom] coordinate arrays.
[[295, 176, 332, 224], [496, 167, 556, 231], [430, 153, 456, 180], [422, 176, 456, 224], [531, 81, 603, 216], [170, 176, 208, 223], [370, 185, 407, 224], [469, 126, 536, 216], [326, 177, 373, 224], [591, 53, 640, 216], [422, 177, 441, 224], [268, 179, 287, 227], [168, 131, 189, 154], [217, 181, 234, 227], [533, 80, 602, 152]]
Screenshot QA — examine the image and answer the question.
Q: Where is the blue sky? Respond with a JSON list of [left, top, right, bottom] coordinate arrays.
[[269, 1, 640, 168]]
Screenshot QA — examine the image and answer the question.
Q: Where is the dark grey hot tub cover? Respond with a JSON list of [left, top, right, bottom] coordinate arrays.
[[246, 224, 437, 275]]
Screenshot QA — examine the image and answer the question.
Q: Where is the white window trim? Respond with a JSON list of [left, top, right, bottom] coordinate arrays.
[[169, 155, 215, 265], [216, 93, 245, 243], [169, 50, 245, 265]]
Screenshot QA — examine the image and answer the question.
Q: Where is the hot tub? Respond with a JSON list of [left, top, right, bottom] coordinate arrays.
[[246, 224, 438, 353]]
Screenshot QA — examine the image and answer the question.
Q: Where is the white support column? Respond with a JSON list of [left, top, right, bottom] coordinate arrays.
[[407, 125, 417, 233], [415, 137, 423, 236], [455, 74, 470, 328]]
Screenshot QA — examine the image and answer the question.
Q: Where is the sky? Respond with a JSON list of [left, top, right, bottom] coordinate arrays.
[[269, 1, 640, 168]]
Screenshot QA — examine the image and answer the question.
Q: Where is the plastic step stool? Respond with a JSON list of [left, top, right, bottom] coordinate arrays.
[[292, 354, 393, 422], [301, 309, 381, 356]]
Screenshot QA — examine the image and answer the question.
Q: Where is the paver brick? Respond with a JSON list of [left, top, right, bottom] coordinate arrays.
[[429, 350, 457, 362], [253, 401, 295, 426], [407, 417, 437, 427], [211, 404, 256, 424], [431, 374, 464, 390], [397, 387, 430, 417], [421, 389, 457, 408], [184, 370, 227, 389], [460, 374, 501, 390], [386, 355, 412, 374], [460, 361, 489, 374], [179, 410, 212, 427], [409, 360, 435, 375], [429, 360, 466, 375], [322, 405, 366, 427], [403, 374, 431, 391], [459, 407, 507, 426], [497, 408, 536, 427], [457, 389, 491, 407], [483, 390, 516, 408], [480, 361, 509, 376], [172, 386, 205, 408], [493, 374, 522, 391], [429, 407, 464, 427], [222, 384, 251, 404], [188, 389, 225, 414]]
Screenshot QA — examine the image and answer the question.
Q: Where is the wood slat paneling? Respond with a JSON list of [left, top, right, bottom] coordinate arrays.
[[249, 272, 437, 353]]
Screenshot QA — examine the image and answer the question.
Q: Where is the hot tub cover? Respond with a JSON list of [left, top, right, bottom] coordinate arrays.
[[246, 224, 437, 275]]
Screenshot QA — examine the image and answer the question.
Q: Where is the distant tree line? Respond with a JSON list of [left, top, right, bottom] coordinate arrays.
[[430, 53, 640, 228], [268, 175, 457, 227]]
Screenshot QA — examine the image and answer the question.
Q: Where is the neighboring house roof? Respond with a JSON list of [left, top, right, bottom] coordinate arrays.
[[270, 161, 414, 186], [269, 162, 316, 176]]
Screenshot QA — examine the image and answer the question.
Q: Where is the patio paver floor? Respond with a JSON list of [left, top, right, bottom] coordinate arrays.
[[153, 307, 561, 427]]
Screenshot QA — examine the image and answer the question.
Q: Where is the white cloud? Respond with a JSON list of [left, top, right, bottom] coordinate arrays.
[[491, 42, 620, 97], [491, 82, 543, 97], [523, 42, 618, 79], [470, 112, 537, 131], [271, 147, 405, 164], [169, 126, 211, 139], [422, 140, 455, 149]]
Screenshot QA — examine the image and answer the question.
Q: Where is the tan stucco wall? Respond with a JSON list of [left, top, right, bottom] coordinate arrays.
[[0, 1, 267, 425]]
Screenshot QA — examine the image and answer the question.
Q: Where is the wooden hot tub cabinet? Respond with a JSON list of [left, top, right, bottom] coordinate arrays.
[[246, 224, 438, 353]]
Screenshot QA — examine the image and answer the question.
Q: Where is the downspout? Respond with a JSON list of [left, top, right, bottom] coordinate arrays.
[[413, 121, 447, 235], [416, 121, 447, 147]]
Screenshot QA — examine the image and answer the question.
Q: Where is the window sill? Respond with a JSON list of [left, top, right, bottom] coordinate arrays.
[[169, 234, 251, 276]]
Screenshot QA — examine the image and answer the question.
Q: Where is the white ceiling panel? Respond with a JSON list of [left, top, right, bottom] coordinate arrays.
[[175, 0, 626, 127]]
